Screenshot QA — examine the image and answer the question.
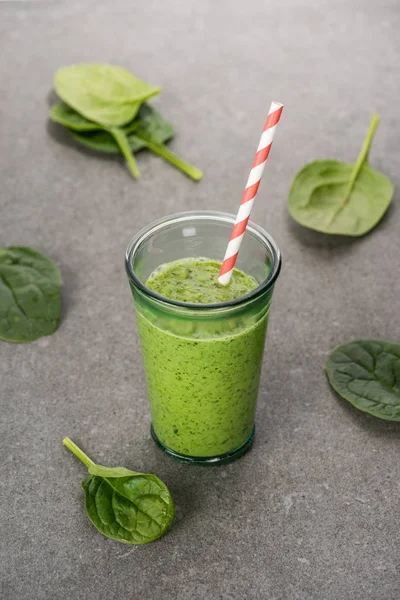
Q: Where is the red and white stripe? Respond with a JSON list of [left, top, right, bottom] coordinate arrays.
[[218, 101, 283, 285]]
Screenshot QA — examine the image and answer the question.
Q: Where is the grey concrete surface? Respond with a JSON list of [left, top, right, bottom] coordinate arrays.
[[1, 1, 400, 598]]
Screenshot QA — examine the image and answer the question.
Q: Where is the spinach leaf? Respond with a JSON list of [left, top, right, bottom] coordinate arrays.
[[0, 247, 61, 343], [70, 130, 146, 154], [50, 102, 102, 132], [53, 102, 203, 181], [54, 65, 161, 179], [70, 129, 147, 154], [63, 437, 175, 545], [134, 103, 174, 144], [56, 103, 173, 152], [50, 101, 142, 135], [54, 64, 161, 127], [326, 339, 400, 421], [288, 114, 394, 236]]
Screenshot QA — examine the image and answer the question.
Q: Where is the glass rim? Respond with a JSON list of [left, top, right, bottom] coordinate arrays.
[[125, 210, 282, 310]]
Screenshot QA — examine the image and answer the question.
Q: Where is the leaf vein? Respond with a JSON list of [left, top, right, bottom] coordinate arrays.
[[0, 273, 28, 317]]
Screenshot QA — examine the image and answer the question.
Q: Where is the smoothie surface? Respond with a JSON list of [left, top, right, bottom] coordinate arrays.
[[146, 258, 258, 304]]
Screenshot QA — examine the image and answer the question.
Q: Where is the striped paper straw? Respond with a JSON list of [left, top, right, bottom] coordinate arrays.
[[218, 101, 283, 285]]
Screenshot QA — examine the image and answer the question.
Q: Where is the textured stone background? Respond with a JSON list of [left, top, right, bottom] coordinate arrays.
[[1, 1, 399, 598]]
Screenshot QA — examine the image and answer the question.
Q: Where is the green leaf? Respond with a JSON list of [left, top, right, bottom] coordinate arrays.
[[56, 102, 203, 181], [0, 247, 61, 343], [50, 102, 102, 131], [134, 103, 174, 144], [51, 65, 203, 180], [50, 101, 143, 137], [63, 437, 174, 545], [326, 339, 400, 421], [288, 114, 394, 236], [52, 103, 173, 153], [54, 64, 161, 127], [53, 64, 161, 179], [69, 129, 147, 154]]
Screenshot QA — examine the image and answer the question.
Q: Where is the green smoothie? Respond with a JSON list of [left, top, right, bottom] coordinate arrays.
[[135, 258, 270, 458]]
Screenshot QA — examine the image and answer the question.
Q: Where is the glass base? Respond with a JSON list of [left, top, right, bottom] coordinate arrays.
[[150, 425, 255, 466]]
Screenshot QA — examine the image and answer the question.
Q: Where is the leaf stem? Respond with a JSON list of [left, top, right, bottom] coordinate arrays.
[[63, 436, 95, 468], [326, 113, 380, 228], [345, 113, 380, 200], [137, 136, 203, 181], [108, 127, 141, 179]]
